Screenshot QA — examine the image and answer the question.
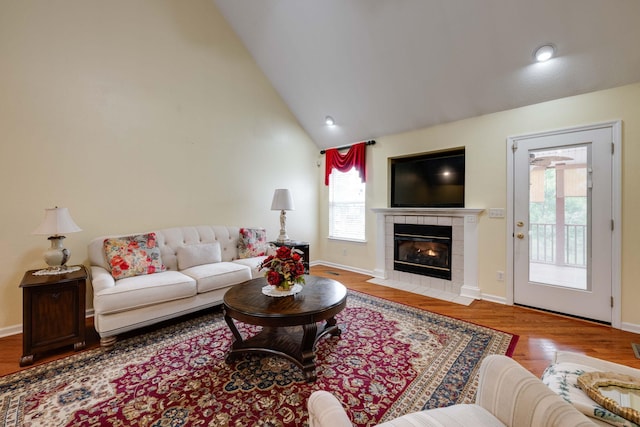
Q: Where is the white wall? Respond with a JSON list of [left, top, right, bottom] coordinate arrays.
[[319, 83, 640, 327], [0, 0, 319, 332]]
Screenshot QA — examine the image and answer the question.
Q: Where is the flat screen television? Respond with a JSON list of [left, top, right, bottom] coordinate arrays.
[[390, 148, 465, 208]]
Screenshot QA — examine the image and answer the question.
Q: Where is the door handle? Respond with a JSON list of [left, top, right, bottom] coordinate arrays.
[[516, 221, 524, 227], [516, 233, 525, 239]]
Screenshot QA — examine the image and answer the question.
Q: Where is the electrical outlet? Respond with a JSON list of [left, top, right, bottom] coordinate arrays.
[[496, 271, 504, 281]]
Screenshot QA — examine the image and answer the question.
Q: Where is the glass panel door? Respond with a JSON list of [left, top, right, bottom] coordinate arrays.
[[528, 145, 589, 290], [512, 124, 613, 323]]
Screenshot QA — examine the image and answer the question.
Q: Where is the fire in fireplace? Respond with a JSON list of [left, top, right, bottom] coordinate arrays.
[[394, 223, 452, 280]]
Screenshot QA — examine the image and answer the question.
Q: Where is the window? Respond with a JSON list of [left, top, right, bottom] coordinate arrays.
[[328, 167, 366, 241]]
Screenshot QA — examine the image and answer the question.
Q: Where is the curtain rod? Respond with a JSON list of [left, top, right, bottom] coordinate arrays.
[[320, 140, 376, 155]]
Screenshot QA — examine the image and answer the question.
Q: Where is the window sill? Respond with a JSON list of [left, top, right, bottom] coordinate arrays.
[[328, 237, 367, 244]]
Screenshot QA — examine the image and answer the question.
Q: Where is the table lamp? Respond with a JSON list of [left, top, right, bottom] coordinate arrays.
[[32, 207, 82, 274], [271, 189, 295, 243]]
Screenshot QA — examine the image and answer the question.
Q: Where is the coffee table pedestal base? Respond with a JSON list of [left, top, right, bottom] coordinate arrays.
[[224, 316, 341, 382]]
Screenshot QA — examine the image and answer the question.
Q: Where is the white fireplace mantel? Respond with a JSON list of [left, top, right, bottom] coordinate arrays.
[[371, 207, 484, 300], [371, 207, 484, 216]]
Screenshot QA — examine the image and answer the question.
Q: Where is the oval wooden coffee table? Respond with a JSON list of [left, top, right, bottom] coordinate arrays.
[[223, 275, 347, 382]]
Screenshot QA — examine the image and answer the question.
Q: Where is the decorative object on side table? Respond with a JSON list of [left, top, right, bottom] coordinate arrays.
[[32, 206, 82, 275], [259, 245, 305, 296], [270, 188, 295, 243]]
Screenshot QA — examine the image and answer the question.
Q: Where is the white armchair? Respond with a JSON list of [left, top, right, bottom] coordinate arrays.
[[308, 354, 597, 427]]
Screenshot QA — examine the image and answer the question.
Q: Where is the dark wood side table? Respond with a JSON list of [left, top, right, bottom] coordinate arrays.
[[223, 275, 347, 381], [19, 265, 88, 366], [271, 240, 310, 273]]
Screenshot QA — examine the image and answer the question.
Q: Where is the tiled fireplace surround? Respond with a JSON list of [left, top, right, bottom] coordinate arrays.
[[371, 208, 484, 304]]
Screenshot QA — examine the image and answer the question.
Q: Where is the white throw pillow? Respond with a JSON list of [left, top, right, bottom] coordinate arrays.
[[177, 242, 222, 270]]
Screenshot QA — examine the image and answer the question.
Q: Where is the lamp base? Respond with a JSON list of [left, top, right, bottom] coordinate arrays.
[[42, 235, 71, 270], [277, 210, 290, 243]]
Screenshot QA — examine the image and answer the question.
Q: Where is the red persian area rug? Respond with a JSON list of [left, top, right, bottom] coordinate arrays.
[[0, 290, 517, 427]]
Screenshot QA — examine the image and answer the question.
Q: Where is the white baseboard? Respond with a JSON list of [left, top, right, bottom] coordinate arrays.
[[0, 308, 95, 339], [621, 322, 640, 334], [0, 324, 22, 338], [480, 293, 508, 305], [372, 268, 386, 279], [460, 285, 481, 300], [310, 260, 376, 277]]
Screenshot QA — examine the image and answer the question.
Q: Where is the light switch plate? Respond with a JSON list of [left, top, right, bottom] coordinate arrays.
[[488, 208, 505, 218]]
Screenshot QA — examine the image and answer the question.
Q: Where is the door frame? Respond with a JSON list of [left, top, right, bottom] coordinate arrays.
[[505, 120, 622, 328]]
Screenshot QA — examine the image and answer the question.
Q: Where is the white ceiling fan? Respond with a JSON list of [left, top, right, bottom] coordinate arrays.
[[529, 154, 573, 167]]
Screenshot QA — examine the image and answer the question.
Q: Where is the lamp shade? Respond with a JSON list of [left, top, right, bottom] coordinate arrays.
[[32, 207, 82, 236], [271, 189, 295, 211]]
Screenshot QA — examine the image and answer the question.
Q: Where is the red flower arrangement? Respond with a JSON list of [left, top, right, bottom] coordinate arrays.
[[258, 246, 306, 290]]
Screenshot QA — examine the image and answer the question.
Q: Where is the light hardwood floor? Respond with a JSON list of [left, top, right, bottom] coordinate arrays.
[[1, 265, 639, 378]]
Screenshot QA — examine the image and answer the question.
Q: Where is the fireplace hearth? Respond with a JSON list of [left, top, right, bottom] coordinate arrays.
[[394, 223, 452, 280]]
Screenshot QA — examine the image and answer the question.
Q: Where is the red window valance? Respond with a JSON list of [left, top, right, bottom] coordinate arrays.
[[324, 142, 366, 185]]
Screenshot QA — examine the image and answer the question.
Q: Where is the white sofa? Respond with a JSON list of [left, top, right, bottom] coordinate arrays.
[[88, 225, 267, 347], [308, 354, 605, 427]]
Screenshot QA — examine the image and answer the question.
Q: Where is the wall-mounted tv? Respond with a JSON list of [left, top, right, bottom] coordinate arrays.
[[390, 148, 465, 208]]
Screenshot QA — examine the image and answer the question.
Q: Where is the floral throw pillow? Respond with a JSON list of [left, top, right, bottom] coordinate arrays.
[[103, 233, 166, 280], [237, 228, 269, 259]]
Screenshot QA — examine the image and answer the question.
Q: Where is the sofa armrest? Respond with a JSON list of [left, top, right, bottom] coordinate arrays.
[[476, 355, 596, 427], [307, 391, 353, 427], [90, 266, 115, 296]]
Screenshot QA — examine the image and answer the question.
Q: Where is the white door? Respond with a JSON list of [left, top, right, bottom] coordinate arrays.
[[510, 124, 616, 323]]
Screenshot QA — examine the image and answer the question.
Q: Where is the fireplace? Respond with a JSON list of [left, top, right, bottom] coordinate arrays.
[[372, 208, 483, 300], [394, 223, 452, 280]]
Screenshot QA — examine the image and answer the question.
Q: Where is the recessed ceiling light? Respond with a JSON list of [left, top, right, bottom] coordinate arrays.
[[533, 44, 556, 62], [325, 116, 335, 126]]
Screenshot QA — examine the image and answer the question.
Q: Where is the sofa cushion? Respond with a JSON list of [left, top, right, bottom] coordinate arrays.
[[237, 227, 269, 259], [93, 271, 196, 315], [181, 262, 252, 293], [542, 362, 636, 427], [103, 233, 166, 280], [176, 242, 222, 270]]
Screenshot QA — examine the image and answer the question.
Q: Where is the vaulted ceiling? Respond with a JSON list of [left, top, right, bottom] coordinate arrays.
[[214, 0, 640, 150]]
